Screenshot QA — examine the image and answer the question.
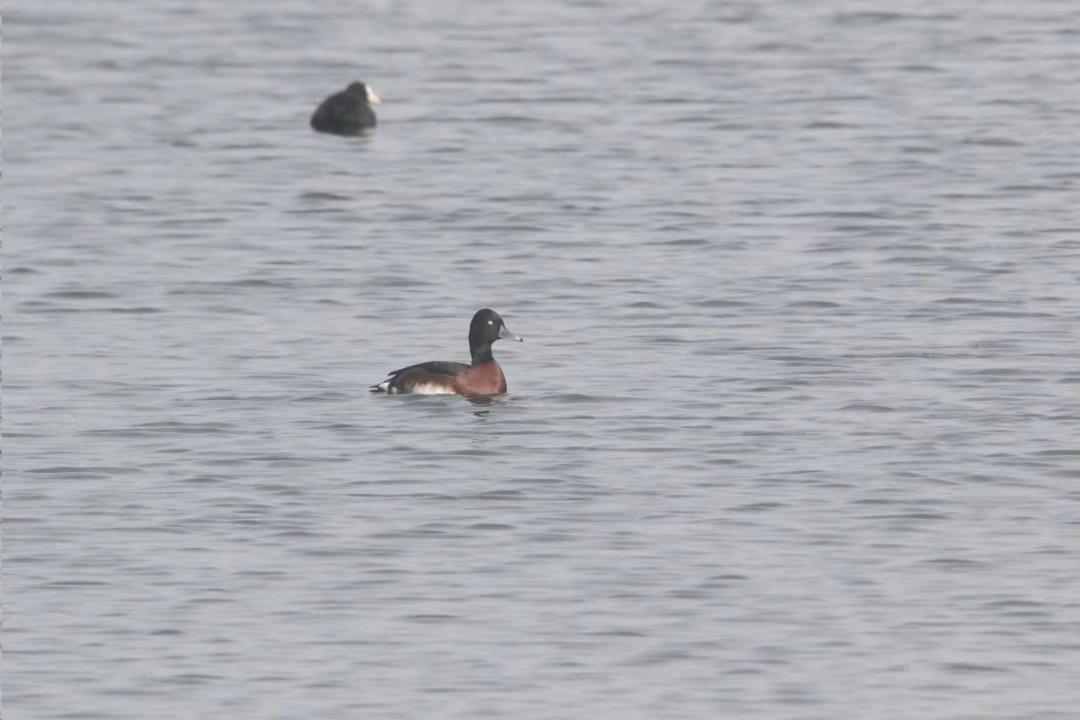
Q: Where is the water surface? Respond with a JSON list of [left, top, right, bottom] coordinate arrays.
[[6, 1, 1080, 718]]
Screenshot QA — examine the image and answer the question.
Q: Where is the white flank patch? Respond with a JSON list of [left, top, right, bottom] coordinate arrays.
[[410, 383, 455, 395]]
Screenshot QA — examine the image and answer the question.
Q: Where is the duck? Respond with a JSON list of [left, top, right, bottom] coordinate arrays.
[[310, 81, 381, 135], [371, 309, 523, 395]]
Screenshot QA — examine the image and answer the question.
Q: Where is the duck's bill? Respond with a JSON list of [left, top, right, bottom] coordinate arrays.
[[366, 87, 382, 104], [499, 325, 523, 342]]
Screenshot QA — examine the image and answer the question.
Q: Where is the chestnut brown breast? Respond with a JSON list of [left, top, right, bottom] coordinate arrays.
[[452, 362, 507, 395]]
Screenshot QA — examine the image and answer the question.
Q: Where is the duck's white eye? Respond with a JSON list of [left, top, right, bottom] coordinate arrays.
[[488, 320, 494, 324]]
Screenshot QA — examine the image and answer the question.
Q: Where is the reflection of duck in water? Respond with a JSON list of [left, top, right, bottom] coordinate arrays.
[[310, 81, 381, 135], [371, 310, 524, 395]]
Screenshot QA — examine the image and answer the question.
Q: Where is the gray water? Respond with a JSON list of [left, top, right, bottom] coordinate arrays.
[[6, 1, 1080, 718]]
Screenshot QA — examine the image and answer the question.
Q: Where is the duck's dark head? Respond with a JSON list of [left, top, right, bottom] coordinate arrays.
[[469, 308, 522, 363], [346, 81, 381, 104]]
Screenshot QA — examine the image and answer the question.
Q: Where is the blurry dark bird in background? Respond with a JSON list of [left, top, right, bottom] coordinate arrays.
[[310, 81, 381, 135]]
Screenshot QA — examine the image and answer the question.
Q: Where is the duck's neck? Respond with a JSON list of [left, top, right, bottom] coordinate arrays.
[[470, 342, 494, 365]]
